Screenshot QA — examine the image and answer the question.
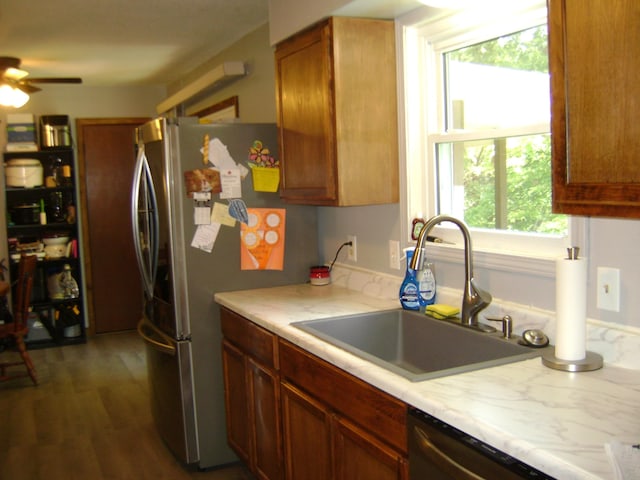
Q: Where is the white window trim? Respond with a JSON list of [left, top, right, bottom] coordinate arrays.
[[396, 1, 588, 279]]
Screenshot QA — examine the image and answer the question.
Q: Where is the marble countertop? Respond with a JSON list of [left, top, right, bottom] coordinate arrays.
[[215, 282, 640, 480]]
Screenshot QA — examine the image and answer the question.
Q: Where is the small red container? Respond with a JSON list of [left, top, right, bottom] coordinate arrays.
[[309, 265, 330, 286]]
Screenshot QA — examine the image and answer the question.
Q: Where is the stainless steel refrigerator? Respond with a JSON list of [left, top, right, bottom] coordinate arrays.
[[131, 117, 318, 469]]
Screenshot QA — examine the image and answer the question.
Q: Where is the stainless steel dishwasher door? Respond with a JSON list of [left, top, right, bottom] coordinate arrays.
[[407, 407, 556, 479]]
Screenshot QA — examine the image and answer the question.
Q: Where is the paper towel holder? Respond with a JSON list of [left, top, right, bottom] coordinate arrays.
[[541, 349, 603, 372], [544, 245, 604, 372]]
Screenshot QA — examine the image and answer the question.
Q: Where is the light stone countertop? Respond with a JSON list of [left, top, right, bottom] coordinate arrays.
[[215, 282, 640, 480]]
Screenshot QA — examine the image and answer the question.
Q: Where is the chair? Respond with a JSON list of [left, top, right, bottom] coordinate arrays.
[[0, 254, 38, 385]]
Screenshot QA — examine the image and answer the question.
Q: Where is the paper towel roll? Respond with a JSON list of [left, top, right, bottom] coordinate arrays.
[[555, 256, 587, 361]]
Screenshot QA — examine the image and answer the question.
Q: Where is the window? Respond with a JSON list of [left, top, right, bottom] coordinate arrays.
[[399, 1, 585, 273]]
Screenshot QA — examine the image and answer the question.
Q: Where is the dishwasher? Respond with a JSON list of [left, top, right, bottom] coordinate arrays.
[[408, 407, 556, 479]]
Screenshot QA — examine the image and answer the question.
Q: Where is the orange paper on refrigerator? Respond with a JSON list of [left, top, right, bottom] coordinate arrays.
[[240, 208, 285, 270]]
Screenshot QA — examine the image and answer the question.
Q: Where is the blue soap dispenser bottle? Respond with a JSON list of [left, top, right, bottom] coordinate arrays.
[[399, 248, 420, 310]]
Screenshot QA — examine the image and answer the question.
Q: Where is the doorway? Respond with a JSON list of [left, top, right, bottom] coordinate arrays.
[[76, 118, 149, 334]]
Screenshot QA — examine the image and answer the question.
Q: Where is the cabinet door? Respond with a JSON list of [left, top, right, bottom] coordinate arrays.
[[222, 340, 252, 465], [334, 416, 408, 480], [550, 0, 640, 217], [275, 21, 337, 204], [249, 358, 283, 480], [281, 382, 333, 480], [279, 339, 407, 455]]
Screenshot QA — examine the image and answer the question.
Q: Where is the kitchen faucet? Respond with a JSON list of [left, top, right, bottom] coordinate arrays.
[[411, 215, 494, 332]]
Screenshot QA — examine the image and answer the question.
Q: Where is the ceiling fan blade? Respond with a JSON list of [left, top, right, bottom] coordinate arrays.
[[17, 83, 42, 94], [25, 78, 83, 84]]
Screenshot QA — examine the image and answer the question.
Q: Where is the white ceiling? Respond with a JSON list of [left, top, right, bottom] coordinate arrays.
[[0, 0, 270, 87]]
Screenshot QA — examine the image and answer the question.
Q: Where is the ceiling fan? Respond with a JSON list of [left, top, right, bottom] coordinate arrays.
[[0, 56, 82, 107]]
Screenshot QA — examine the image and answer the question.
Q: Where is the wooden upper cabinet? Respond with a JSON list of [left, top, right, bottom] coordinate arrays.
[[550, 0, 640, 217], [275, 17, 399, 206]]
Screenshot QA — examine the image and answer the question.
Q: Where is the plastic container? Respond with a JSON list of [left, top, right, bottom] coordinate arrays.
[[10, 203, 39, 225], [399, 249, 420, 310], [59, 264, 80, 299], [40, 115, 71, 148], [309, 265, 330, 286], [400, 248, 437, 310], [417, 261, 436, 307], [5, 158, 43, 187]]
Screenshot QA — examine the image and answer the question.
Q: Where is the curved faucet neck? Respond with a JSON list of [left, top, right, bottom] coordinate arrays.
[[413, 215, 473, 283], [411, 215, 491, 328]]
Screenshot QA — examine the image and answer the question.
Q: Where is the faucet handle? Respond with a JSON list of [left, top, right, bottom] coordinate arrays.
[[485, 315, 513, 338]]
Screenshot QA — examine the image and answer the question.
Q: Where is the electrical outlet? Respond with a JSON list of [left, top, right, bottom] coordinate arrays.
[[597, 267, 620, 312], [347, 235, 357, 262], [389, 240, 401, 270]]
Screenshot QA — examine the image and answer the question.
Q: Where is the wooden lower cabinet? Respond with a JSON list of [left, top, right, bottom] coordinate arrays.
[[222, 340, 251, 465], [221, 307, 408, 480], [221, 308, 283, 480], [280, 340, 408, 480], [334, 416, 408, 480], [281, 382, 332, 479], [282, 381, 408, 480]]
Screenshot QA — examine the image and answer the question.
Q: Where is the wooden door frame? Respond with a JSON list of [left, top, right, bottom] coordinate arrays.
[[75, 118, 150, 336]]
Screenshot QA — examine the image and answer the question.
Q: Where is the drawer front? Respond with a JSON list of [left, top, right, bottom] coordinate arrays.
[[220, 307, 277, 369], [279, 339, 407, 453]]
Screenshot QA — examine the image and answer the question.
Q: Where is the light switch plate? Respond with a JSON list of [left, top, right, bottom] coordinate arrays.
[[389, 240, 400, 270], [596, 267, 620, 312]]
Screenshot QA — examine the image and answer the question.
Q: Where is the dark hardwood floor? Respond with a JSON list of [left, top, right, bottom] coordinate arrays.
[[0, 331, 253, 480]]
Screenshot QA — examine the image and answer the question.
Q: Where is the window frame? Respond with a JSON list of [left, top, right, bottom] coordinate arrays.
[[397, 1, 587, 277]]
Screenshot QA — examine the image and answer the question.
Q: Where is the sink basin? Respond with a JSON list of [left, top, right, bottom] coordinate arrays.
[[292, 309, 547, 382]]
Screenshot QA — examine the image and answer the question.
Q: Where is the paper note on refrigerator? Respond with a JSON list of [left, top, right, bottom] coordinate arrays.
[[208, 138, 236, 170], [211, 202, 236, 227], [240, 208, 285, 270], [219, 167, 242, 199], [191, 223, 221, 253]]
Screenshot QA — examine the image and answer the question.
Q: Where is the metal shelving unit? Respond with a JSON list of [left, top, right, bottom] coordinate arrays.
[[3, 148, 86, 348]]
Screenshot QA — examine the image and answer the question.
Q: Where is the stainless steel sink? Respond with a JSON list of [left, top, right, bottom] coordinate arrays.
[[292, 309, 547, 382]]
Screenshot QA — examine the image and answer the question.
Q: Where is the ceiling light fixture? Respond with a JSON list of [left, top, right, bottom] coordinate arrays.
[[0, 81, 30, 108]]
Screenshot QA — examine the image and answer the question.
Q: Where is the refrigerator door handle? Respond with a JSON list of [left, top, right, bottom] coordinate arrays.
[[137, 317, 176, 356], [131, 144, 159, 299]]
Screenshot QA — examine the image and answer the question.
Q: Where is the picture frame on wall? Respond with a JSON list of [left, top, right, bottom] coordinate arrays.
[[191, 96, 239, 123]]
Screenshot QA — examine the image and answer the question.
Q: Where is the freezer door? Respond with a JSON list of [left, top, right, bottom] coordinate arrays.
[[138, 317, 199, 464]]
